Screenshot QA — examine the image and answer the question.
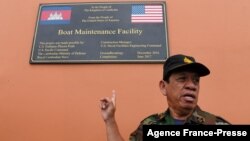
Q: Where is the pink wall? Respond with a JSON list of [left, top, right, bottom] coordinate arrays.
[[0, 0, 250, 141]]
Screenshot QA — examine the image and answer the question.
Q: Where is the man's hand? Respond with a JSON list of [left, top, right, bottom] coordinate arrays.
[[100, 90, 116, 122], [100, 90, 125, 141]]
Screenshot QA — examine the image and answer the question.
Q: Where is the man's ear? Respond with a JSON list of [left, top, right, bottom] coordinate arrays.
[[159, 80, 167, 96]]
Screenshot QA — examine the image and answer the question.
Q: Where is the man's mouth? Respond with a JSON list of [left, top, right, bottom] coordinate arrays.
[[182, 94, 196, 102]]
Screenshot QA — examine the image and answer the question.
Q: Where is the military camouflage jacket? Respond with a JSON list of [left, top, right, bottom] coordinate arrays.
[[129, 106, 230, 141]]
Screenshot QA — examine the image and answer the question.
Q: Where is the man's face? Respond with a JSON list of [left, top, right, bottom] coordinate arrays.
[[163, 71, 200, 112]]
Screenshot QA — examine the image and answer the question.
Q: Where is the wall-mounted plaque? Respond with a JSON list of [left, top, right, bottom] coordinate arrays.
[[30, 2, 169, 63]]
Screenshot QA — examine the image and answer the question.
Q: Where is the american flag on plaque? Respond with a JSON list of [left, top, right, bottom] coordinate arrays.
[[131, 4, 163, 23]]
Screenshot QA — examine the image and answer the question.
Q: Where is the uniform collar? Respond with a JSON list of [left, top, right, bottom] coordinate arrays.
[[162, 106, 216, 125]]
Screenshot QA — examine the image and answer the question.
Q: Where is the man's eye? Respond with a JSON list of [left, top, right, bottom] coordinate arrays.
[[194, 78, 200, 83], [177, 77, 186, 81]]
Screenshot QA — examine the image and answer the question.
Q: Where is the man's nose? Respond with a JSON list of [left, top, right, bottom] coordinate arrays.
[[185, 79, 197, 91]]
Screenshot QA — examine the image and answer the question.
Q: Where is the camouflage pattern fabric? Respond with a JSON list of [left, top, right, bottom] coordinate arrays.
[[129, 106, 230, 141]]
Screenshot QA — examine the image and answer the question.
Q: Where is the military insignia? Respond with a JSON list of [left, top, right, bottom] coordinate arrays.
[[215, 122, 230, 125], [196, 116, 205, 123], [158, 112, 165, 119], [193, 111, 205, 124], [184, 57, 193, 64]]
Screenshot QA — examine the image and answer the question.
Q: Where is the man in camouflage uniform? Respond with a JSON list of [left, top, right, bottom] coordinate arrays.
[[100, 54, 230, 141]]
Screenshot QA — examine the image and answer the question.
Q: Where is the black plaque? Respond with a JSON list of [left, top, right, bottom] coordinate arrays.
[[30, 2, 169, 63]]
